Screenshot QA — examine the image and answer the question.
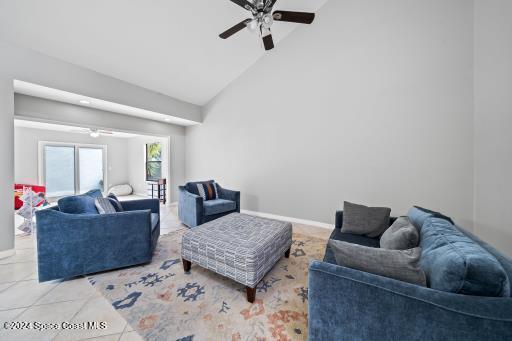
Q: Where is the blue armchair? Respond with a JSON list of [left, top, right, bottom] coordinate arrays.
[[178, 180, 240, 227], [308, 211, 512, 340], [36, 198, 160, 282]]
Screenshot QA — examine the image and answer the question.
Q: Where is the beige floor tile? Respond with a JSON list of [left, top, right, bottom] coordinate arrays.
[[54, 296, 126, 341], [119, 331, 143, 341], [0, 249, 36, 265], [0, 262, 37, 283], [0, 279, 57, 310], [0, 300, 87, 341], [84, 333, 123, 341], [15, 235, 36, 250], [0, 307, 27, 320], [35, 277, 98, 305], [0, 282, 15, 293]]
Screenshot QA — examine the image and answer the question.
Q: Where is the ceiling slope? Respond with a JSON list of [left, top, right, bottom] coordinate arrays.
[[0, 0, 328, 106]]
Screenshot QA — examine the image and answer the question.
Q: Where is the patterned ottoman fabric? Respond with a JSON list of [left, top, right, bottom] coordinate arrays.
[[181, 213, 293, 288]]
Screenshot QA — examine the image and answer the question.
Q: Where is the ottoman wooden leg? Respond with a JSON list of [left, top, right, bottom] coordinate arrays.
[[246, 287, 256, 303], [285, 247, 291, 258], [182, 258, 191, 272]]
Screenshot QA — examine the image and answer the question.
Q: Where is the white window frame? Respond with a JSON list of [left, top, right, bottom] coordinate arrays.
[[38, 141, 108, 199]]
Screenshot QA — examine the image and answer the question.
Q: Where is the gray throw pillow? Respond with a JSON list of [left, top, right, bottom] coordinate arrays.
[[329, 239, 426, 286], [95, 197, 117, 214], [341, 201, 391, 237], [380, 216, 420, 250]]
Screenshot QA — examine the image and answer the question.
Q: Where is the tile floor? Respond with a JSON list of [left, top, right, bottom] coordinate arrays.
[[1, 205, 331, 340]]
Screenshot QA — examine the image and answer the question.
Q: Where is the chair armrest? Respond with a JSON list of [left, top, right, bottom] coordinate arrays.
[[218, 187, 240, 212], [308, 260, 512, 341], [178, 186, 204, 227], [36, 209, 153, 281], [121, 198, 160, 214]]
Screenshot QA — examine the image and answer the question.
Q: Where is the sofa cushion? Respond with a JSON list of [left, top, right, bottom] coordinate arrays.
[[107, 193, 124, 212], [58, 193, 99, 214], [324, 229, 380, 264], [407, 206, 434, 230], [151, 213, 159, 232], [420, 217, 510, 297], [329, 240, 427, 286], [341, 201, 391, 237], [185, 180, 215, 196], [196, 181, 218, 201], [95, 197, 116, 214], [84, 189, 103, 199], [203, 199, 236, 216], [380, 216, 419, 250]]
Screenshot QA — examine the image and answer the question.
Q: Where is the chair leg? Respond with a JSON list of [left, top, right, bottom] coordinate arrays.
[[182, 258, 191, 272], [246, 286, 256, 303], [285, 247, 291, 258]]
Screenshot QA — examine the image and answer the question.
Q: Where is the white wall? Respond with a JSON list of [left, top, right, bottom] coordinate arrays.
[[473, 0, 512, 256], [14, 126, 131, 191], [187, 0, 474, 227]]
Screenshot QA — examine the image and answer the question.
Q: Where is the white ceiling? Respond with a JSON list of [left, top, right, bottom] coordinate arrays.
[[14, 80, 199, 126], [0, 0, 328, 106]]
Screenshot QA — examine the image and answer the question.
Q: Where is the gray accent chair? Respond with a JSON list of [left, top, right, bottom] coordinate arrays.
[[178, 181, 240, 228]]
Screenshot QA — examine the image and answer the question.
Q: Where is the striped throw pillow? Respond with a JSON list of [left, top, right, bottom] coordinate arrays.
[[196, 182, 218, 201], [95, 197, 117, 214]]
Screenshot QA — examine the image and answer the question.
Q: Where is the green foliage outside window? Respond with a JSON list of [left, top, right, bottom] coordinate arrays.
[[146, 143, 162, 181]]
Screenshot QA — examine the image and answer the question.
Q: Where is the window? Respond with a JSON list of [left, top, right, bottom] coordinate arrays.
[[40, 142, 106, 198], [146, 142, 162, 181]]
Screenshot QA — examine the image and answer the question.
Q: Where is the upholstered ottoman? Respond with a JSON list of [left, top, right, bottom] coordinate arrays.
[[181, 213, 292, 302]]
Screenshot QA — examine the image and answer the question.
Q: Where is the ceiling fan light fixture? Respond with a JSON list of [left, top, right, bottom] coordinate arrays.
[[246, 19, 259, 33], [262, 14, 273, 29]]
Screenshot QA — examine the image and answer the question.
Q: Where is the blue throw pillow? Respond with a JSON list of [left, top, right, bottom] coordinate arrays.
[[84, 189, 103, 198], [58, 194, 99, 214], [420, 217, 510, 297]]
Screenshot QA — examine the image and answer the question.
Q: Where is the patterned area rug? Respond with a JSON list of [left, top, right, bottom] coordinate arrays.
[[88, 230, 326, 341]]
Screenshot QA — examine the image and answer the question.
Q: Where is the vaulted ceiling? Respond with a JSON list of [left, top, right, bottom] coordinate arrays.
[[0, 0, 328, 105]]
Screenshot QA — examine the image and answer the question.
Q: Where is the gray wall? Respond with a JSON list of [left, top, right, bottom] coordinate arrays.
[[473, 0, 512, 256], [187, 0, 475, 227], [15, 94, 186, 203], [0, 76, 14, 255]]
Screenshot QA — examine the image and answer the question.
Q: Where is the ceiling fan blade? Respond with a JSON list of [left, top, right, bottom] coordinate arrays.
[[262, 33, 274, 51], [99, 130, 114, 135], [219, 19, 252, 39], [273, 11, 315, 24], [229, 0, 256, 12], [263, 0, 278, 12]]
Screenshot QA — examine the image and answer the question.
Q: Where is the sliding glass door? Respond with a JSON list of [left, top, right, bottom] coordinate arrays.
[[78, 147, 104, 194], [41, 143, 106, 198]]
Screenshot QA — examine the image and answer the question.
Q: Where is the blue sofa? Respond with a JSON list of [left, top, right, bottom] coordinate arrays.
[[36, 194, 160, 282], [308, 210, 512, 341], [178, 180, 240, 227]]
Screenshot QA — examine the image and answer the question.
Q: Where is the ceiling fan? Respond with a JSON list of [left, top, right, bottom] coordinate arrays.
[[70, 128, 114, 138], [219, 0, 315, 51]]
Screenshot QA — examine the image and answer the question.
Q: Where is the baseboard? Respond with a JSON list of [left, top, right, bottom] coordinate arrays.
[[0, 249, 15, 260], [241, 209, 334, 230]]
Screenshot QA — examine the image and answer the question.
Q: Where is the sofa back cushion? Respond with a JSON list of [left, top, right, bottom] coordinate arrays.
[[58, 190, 102, 214], [420, 217, 510, 297]]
